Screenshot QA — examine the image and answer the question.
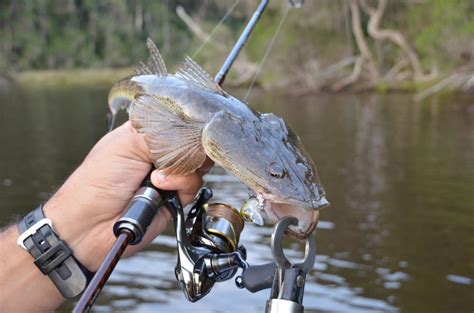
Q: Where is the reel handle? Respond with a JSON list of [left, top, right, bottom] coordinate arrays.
[[240, 262, 277, 292]]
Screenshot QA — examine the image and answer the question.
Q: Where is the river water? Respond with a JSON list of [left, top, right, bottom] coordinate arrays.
[[0, 87, 472, 313]]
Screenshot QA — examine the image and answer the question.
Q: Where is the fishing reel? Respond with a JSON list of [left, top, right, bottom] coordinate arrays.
[[166, 187, 316, 313], [76, 182, 315, 312], [166, 188, 249, 302]]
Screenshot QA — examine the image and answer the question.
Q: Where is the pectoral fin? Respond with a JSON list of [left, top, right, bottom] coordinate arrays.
[[129, 94, 207, 176]]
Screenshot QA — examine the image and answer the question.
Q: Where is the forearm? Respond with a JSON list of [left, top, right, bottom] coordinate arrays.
[[0, 181, 115, 313], [0, 174, 151, 313]]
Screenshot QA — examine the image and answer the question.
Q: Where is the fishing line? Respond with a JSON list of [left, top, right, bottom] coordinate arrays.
[[192, 0, 241, 58], [244, 4, 290, 101]]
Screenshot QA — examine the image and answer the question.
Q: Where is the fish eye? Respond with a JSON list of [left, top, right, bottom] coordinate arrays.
[[268, 162, 285, 179]]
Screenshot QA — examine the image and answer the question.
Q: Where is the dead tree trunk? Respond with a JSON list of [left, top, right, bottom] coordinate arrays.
[[360, 0, 426, 79], [349, 0, 379, 80]]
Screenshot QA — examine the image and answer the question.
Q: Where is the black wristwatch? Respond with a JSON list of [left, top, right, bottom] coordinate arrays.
[[17, 205, 94, 298]]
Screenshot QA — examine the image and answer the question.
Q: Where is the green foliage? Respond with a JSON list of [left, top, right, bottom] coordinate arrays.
[[0, 0, 472, 79], [407, 0, 474, 70], [0, 0, 200, 70]]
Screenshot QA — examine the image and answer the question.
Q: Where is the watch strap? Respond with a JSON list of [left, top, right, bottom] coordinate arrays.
[[17, 205, 93, 299]]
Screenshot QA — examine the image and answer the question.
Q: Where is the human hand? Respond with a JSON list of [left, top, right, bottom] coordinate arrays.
[[43, 121, 210, 272]]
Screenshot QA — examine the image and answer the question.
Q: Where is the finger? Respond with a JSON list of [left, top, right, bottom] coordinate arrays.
[[151, 170, 203, 206]]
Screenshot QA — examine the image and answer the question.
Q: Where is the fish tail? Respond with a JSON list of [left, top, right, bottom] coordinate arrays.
[[107, 38, 165, 131], [107, 78, 144, 131], [105, 110, 116, 132]]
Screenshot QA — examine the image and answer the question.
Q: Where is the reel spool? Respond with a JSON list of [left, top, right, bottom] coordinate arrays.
[[205, 203, 244, 253]]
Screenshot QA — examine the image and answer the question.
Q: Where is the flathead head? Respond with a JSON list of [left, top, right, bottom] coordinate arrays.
[[203, 111, 329, 239]]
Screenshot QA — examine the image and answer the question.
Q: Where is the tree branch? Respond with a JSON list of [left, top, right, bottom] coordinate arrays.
[[362, 0, 426, 79], [331, 56, 363, 91], [349, 0, 379, 80]]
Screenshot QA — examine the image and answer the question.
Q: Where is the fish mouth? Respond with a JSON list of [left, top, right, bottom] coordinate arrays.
[[260, 194, 330, 239], [262, 194, 330, 210]]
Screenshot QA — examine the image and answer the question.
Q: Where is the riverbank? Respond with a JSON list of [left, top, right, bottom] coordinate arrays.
[[10, 68, 133, 89], [2, 68, 472, 102]]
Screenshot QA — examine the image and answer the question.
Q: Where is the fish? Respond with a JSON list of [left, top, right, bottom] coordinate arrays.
[[108, 39, 329, 239]]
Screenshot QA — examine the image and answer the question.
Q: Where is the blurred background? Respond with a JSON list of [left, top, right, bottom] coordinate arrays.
[[0, 1, 473, 312]]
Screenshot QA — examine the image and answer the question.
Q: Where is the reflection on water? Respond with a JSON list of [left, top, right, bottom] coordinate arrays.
[[0, 87, 473, 312]]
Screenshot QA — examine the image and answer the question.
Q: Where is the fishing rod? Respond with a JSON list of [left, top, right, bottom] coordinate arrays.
[[75, 1, 310, 312], [214, 0, 268, 85]]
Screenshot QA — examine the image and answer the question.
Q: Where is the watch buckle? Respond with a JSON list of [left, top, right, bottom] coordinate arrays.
[[17, 218, 53, 250]]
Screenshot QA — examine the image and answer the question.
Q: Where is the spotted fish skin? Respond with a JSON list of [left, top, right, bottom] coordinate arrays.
[[108, 39, 329, 238]]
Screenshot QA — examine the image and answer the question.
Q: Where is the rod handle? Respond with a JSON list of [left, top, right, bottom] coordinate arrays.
[[113, 170, 174, 245]]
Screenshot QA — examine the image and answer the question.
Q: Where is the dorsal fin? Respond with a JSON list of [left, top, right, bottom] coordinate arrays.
[[175, 56, 227, 96], [134, 38, 168, 76]]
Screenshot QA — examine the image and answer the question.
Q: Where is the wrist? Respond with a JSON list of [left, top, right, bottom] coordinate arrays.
[[16, 204, 93, 299], [43, 200, 115, 272], [42, 178, 117, 272], [1, 226, 64, 311]]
